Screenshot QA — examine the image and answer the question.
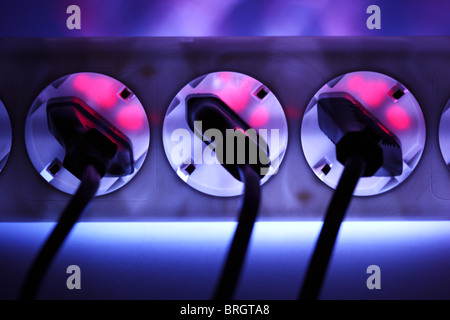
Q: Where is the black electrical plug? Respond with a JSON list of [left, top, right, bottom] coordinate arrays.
[[46, 96, 134, 179], [186, 93, 269, 300], [317, 92, 402, 177], [186, 94, 270, 180], [299, 92, 403, 300], [20, 96, 134, 300]]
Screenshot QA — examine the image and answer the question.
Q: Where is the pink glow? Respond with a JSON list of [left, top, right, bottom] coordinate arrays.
[[347, 74, 365, 92], [216, 77, 253, 113], [386, 105, 411, 130], [73, 74, 117, 108], [249, 107, 269, 127], [285, 106, 301, 119], [117, 104, 145, 131], [346, 75, 389, 108]]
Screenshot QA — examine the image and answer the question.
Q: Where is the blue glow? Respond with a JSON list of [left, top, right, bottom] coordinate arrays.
[[1, 221, 450, 299]]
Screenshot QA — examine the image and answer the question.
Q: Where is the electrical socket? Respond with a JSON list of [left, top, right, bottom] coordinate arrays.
[[301, 71, 426, 196], [162, 71, 288, 197], [0, 99, 11, 173], [0, 37, 449, 221], [24, 72, 150, 196]]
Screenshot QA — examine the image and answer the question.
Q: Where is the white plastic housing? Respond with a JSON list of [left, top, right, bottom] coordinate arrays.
[[162, 71, 288, 197], [301, 71, 426, 196], [0, 100, 12, 172], [25, 72, 150, 196], [439, 99, 450, 169]]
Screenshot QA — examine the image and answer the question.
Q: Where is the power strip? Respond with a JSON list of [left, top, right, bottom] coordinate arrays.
[[0, 36, 449, 221]]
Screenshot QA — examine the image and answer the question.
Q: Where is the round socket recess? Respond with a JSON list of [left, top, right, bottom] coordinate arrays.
[[0, 99, 12, 172], [162, 71, 288, 197], [301, 71, 426, 196], [439, 99, 450, 169], [25, 72, 150, 196]]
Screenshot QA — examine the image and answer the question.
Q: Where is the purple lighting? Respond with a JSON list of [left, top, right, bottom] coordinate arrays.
[[0, 0, 448, 37]]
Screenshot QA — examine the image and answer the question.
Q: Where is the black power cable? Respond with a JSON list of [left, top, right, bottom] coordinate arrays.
[[299, 155, 364, 300], [299, 92, 403, 300], [19, 164, 101, 300], [213, 163, 261, 301], [186, 94, 270, 300]]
